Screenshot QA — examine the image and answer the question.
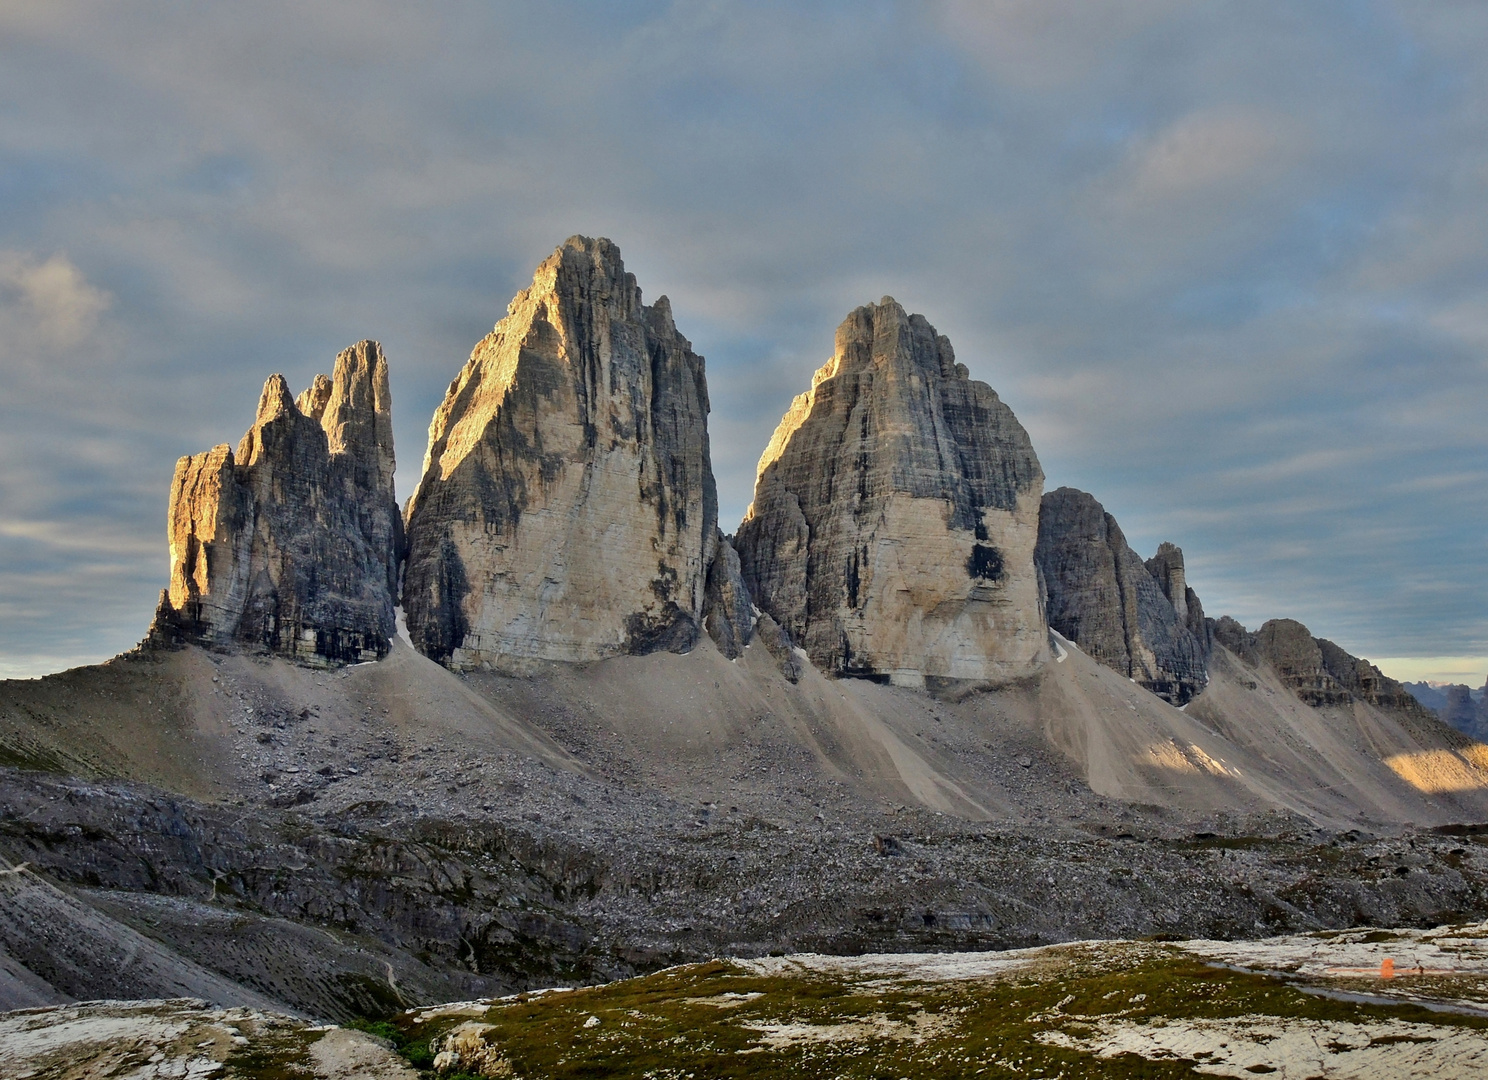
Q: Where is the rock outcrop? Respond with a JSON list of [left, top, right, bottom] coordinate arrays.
[[702, 533, 754, 660], [1035, 488, 1208, 704], [402, 236, 720, 670], [146, 341, 401, 664], [1441, 684, 1479, 734], [1213, 615, 1433, 715], [734, 298, 1047, 687], [1145, 542, 1212, 655]]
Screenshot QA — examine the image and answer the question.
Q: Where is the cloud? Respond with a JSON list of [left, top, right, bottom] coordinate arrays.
[[0, 250, 110, 349], [932, 0, 1186, 89], [0, 2, 1486, 678], [1116, 109, 1297, 204]]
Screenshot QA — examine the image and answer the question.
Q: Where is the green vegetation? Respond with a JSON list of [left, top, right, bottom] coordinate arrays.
[[221, 1026, 325, 1080], [347, 1016, 435, 1068], [371, 945, 1486, 1079]]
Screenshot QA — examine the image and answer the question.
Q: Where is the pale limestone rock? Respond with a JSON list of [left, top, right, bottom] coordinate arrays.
[[402, 236, 718, 669], [1036, 488, 1207, 704], [146, 342, 401, 664], [735, 298, 1047, 686]]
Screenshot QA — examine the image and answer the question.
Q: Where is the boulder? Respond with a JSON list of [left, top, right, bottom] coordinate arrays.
[[402, 236, 719, 669], [1035, 487, 1207, 704], [145, 341, 401, 665], [734, 297, 1046, 687]]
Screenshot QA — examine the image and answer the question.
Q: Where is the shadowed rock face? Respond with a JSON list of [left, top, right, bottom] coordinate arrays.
[[735, 298, 1046, 687], [1440, 684, 1479, 735], [1036, 488, 1207, 705], [146, 341, 401, 665], [402, 236, 719, 670], [702, 534, 754, 660], [1145, 542, 1212, 656]]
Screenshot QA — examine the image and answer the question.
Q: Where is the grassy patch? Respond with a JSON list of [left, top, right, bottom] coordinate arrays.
[[347, 1016, 435, 1068], [370, 945, 1488, 1079], [222, 1026, 324, 1079]]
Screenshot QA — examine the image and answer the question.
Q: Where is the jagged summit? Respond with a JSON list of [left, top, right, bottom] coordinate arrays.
[[402, 235, 742, 670], [734, 297, 1047, 686], [145, 340, 401, 665], [1036, 487, 1209, 704], [1213, 615, 1428, 713]]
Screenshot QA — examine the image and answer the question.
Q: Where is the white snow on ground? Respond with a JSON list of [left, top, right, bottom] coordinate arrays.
[[1038, 1014, 1488, 1078]]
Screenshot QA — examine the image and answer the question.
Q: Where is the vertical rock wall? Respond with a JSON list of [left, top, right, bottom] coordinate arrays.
[[1036, 487, 1208, 704], [402, 236, 720, 670], [734, 298, 1047, 687], [146, 341, 401, 664]]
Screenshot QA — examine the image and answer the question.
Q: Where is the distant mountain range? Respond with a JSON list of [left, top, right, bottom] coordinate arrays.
[[1404, 680, 1488, 739]]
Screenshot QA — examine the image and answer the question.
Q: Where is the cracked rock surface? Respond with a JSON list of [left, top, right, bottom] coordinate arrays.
[[736, 298, 1046, 687], [402, 236, 719, 671]]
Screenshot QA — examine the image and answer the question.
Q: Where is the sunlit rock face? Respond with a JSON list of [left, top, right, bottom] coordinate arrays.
[[1036, 488, 1208, 704], [146, 341, 401, 664], [402, 236, 719, 670], [734, 298, 1047, 687]]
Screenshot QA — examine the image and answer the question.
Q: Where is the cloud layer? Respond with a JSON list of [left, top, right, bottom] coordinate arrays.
[[2, 1, 1485, 681]]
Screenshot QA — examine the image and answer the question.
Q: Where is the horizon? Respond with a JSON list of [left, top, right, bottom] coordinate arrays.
[[3, 3, 1487, 686]]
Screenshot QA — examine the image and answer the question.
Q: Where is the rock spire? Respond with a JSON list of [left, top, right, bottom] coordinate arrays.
[[402, 236, 724, 669], [734, 297, 1047, 686], [146, 341, 402, 664], [1035, 487, 1208, 704]]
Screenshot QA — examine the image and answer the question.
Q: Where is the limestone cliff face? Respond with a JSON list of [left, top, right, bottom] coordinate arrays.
[[146, 341, 401, 664], [402, 236, 718, 669], [734, 298, 1047, 687], [1214, 615, 1432, 714], [1036, 488, 1208, 704]]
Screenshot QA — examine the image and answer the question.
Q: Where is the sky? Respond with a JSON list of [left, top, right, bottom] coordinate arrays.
[[1, 1, 1486, 685]]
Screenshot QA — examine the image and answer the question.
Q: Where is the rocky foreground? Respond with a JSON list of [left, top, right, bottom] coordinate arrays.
[[8, 922, 1488, 1078]]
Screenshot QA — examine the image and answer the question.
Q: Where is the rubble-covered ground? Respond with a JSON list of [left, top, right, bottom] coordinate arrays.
[[8, 923, 1488, 1079], [3, 760, 1488, 1022], [3, 639, 1488, 1020]]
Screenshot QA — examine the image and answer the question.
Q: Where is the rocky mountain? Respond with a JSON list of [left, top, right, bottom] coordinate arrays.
[[734, 298, 1046, 688], [1211, 616, 1427, 713], [1442, 684, 1480, 733], [401, 237, 744, 671], [1034, 487, 1208, 704], [1404, 680, 1488, 740], [145, 341, 401, 665], [1404, 681, 1452, 713], [10, 234, 1488, 1028]]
